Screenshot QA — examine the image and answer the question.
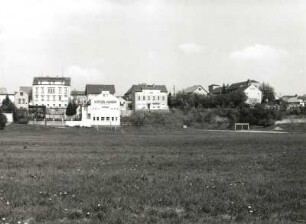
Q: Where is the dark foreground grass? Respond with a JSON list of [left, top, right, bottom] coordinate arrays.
[[0, 124, 305, 223]]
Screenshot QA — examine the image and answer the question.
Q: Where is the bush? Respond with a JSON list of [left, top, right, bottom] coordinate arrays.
[[0, 113, 7, 130]]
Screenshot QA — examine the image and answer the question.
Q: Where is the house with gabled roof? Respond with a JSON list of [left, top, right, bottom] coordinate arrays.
[[181, 85, 208, 95], [208, 79, 262, 105], [124, 83, 168, 111]]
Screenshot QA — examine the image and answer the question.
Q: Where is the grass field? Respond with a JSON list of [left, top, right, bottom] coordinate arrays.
[[0, 124, 305, 224]]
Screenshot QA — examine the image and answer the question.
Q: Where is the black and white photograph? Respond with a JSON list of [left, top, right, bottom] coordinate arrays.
[[0, 0, 305, 223]]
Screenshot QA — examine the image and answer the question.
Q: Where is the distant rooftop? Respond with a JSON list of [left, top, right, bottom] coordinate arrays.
[[33, 76, 71, 86], [85, 84, 116, 95], [125, 84, 168, 96]]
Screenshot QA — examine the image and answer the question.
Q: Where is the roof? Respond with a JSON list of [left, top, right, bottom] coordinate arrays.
[[19, 86, 32, 95], [71, 90, 85, 96], [85, 84, 115, 95], [210, 86, 222, 94], [227, 79, 260, 91], [33, 77, 71, 86], [125, 84, 168, 96], [182, 85, 208, 94]]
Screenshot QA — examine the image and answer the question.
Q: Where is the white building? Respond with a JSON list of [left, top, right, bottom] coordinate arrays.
[[14, 91, 29, 109], [209, 79, 262, 105], [32, 77, 71, 118], [80, 90, 120, 126], [85, 84, 116, 102], [124, 84, 169, 111], [242, 85, 262, 105]]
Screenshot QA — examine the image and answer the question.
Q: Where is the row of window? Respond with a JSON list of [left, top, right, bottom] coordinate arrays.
[[35, 87, 68, 94], [35, 104, 67, 107], [92, 116, 118, 122], [18, 99, 27, 104], [35, 95, 68, 101], [137, 95, 166, 101]]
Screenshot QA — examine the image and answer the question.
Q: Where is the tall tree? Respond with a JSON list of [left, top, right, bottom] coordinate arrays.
[[66, 102, 78, 116], [259, 83, 275, 103]]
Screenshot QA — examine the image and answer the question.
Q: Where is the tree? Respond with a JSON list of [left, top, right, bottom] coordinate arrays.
[[66, 102, 78, 116], [259, 83, 275, 103], [1, 95, 16, 113], [0, 113, 7, 130]]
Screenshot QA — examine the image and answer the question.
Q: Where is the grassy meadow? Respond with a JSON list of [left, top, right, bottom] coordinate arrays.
[[0, 124, 305, 223]]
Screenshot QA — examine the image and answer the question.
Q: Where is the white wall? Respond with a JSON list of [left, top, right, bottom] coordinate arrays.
[[134, 89, 168, 111], [32, 84, 70, 108], [244, 85, 262, 105], [3, 113, 13, 123], [81, 91, 121, 126]]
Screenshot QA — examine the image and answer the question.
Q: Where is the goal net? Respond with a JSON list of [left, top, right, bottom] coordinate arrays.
[[235, 123, 250, 131]]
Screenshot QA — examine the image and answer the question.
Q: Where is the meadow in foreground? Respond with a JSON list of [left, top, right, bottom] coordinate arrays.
[[0, 124, 305, 223]]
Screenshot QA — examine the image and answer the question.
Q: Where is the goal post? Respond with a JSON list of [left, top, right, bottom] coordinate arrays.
[[235, 123, 250, 131]]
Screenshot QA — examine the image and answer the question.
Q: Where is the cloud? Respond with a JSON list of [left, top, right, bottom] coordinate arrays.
[[230, 44, 287, 62], [65, 65, 105, 89], [178, 43, 204, 54]]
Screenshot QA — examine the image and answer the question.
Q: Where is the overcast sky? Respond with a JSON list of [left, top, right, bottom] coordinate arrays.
[[0, 0, 305, 96]]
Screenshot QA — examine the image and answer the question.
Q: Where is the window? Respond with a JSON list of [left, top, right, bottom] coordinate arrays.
[[143, 96, 145, 100], [64, 87, 67, 93], [48, 87, 55, 94], [20, 92, 23, 96], [18, 99, 21, 104], [41, 87, 44, 93], [158, 96, 160, 100], [115, 117, 118, 121], [148, 96, 150, 100], [22, 99, 25, 104], [59, 96, 62, 101], [35, 95, 39, 99], [101, 117, 104, 121], [59, 104, 61, 107], [97, 117, 99, 121], [153, 96, 155, 100], [112, 117, 114, 121], [138, 96, 140, 100], [58, 87, 62, 93], [106, 117, 110, 121], [47, 95, 50, 101], [93, 117, 96, 121], [53, 96, 56, 101], [162, 96, 165, 101]]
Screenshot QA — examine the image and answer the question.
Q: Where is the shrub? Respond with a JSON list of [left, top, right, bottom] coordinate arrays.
[[0, 113, 7, 130]]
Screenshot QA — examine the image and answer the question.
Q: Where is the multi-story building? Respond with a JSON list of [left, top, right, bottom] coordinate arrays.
[[14, 91, 29, 109], [72, 85, 120, 126], [124, 84, 169, 111], [32, 76, 71, 118]]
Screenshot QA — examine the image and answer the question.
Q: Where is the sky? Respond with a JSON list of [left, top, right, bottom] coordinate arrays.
[[0, 0, 305, 96]]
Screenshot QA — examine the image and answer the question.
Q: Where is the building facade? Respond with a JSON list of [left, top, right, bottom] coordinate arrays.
[[124, 84, 169, 111], [14, 91, 29, 109], [32, 77, 71, 118], [80, 90, 120, 126]]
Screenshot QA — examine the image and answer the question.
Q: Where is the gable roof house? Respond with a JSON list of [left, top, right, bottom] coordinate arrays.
[[182, 85, 208, 95], [124, 84, 169, 111], [208, 79, 262, 105]]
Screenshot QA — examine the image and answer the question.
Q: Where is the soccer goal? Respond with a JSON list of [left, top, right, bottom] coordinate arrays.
[[235, 123, 250, 131]]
